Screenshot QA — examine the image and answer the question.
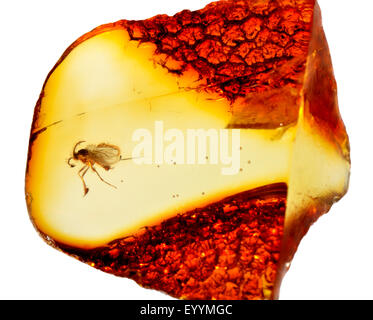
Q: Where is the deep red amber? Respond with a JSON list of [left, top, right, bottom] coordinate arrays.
[[59, 184, 286, 300], [123, 0, 312, 102]]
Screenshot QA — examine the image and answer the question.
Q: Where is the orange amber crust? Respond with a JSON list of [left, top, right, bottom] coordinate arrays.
[[123, 0, 315, 102], [58, 184, 286, 300]]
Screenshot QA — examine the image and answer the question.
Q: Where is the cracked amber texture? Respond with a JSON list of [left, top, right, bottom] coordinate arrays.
[[26, 0, 350, 300]]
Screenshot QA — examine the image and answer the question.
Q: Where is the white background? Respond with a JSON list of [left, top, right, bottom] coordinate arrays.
[[0, 0, 372, 300]]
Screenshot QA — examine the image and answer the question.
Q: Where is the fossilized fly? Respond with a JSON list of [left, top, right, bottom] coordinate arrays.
[[67, 141, 132, 196]]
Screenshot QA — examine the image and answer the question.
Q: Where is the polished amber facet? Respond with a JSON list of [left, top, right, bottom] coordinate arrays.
[[26, 0, 350, 300]]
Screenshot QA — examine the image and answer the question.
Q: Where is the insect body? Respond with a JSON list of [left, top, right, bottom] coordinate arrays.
[[68, 141, 131, 196]]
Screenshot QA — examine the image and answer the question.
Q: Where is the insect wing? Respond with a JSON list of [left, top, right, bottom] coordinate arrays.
[[86, 144, 121, 167]]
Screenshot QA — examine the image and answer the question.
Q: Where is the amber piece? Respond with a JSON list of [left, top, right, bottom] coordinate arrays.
[[26, 0, 350, 300]]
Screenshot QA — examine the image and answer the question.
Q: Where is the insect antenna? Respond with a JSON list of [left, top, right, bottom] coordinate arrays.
[[73, 140, 86, 156], [120, 155, 143, 161], [67, 157, 75, 168]]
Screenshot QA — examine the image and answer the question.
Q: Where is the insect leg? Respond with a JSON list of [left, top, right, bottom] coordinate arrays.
[[90, 165, 117, 189], [78, 165, 90, 196]]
